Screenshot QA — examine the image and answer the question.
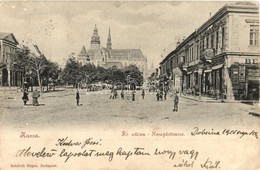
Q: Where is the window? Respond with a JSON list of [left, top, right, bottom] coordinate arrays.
[[197, 43, 199, 59], [192, 47, 194, 61], [211, 34, 214, 49], [250, 25, 259, 46], [216, 31, 219, 50], [221, 27, 225, 48], [206, 36, 209, 49]]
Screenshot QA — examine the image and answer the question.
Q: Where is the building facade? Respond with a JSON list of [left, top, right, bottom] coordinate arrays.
[[77, 25, 148, 78], [0, 33, 23, 87], [160, 2, 259, 101]]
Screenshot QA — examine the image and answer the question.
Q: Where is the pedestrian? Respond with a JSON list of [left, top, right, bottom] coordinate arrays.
[[76, 89, 80, 106], [141, 89, 145, 99], [164, 89, 167, 100], [173, 93, 179, 112], [156, 89, 160, 101], [160, 90, 163, 100], [32, 89, 40, 106], [22, 89, 29, 106], [121, 90, 124, 99], [110, 88, 114, 99], [132, 89, 136, 101], [114, 89, 118, 99]]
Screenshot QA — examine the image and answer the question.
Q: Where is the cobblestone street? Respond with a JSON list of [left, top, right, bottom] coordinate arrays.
[[1, 89, 259, 131]]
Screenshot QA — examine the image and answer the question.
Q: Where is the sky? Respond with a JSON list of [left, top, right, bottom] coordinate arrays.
[[0, 1, 235, 68]]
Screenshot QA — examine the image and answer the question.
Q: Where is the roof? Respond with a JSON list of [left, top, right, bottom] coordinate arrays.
[[111, 49, 145, 60], [78, 45, 88, 56], [0, 32, 19, 45], [0, 33, 10, 39]]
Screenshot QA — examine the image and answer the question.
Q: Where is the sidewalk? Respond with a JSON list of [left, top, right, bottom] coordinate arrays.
[[181, 94, 259, 104], [180, 94, 223, 103], [181, 94, 260, 117]]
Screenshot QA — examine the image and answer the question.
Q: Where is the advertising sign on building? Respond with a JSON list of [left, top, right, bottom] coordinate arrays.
[[238, 65, 246, 83]]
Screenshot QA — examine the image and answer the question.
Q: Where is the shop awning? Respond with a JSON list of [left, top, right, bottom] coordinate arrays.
[[172, 67, 182, 76], [212, 64, 223, 70], [204, 69, 212, 73]]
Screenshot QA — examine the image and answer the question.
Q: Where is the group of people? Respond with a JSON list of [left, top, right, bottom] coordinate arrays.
[[155, 87, 179, 112], [156, 89, 167, 101], [75, 87, 179, 112], [109, 88, 145, 101], [22, 89, 41, 106]]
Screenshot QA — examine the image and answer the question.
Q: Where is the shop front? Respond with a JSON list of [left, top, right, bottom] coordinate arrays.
[[227, 56, 259, 101]]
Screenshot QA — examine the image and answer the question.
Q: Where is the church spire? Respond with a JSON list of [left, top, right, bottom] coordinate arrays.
[[90, 24, 100, 49], [106, 27, 112, 50]]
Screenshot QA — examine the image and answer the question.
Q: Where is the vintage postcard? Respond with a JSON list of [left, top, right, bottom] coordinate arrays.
[[0, 1, 259, 170]]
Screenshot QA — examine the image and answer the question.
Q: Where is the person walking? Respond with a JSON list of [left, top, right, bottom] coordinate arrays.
[[132, 89, 136, 101], [173, 93, 179, 112], [160, 90, 163, 101], [141, 89, 145, 99], [121, 90, 124, 99], [110, 88, 115, 99], [164, 89, 167, 100], [76, 89, 80, 106], [156, 89, 160, 101], [22, 89, 29, 106], [32, 89, 40, 106]]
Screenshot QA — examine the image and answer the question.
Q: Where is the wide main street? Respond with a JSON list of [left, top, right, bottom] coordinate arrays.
[[0, 89, 259, 131], [1, 89, 259, 170]]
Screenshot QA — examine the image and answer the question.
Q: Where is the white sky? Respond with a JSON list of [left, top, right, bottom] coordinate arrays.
[[0, 1, 234, 68]]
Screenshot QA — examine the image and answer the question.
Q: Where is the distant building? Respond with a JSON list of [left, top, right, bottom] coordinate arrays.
[[77, 25, 148, 78], [159, 2, 259, 101], [0, 33, 23, 86]]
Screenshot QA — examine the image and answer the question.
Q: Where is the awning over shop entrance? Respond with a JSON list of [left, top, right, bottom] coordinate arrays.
[[172, 67, 182, 76], [204, 69, 212, 73], [212, 64, 223, 70]]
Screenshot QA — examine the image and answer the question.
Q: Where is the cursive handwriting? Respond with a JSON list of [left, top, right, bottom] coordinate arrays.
[[201, 158, 220, 169], [55, 137, 81, 146], [81, 138, 101, 149], [191, 127, 220, 136], [16, 147, 57, 157], [191, 127, 258, 139], [173, 159, 194, 168]]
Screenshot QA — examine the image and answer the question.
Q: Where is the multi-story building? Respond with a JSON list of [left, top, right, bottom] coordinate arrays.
[[77, 25, 148, 78], [0, 33, 23, 87], [160, 2, 259, 101]]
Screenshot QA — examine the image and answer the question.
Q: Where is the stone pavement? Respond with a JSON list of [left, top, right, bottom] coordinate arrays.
[[180, 94, 260, 117]]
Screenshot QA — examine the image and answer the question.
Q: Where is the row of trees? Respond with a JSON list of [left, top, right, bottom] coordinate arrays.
[[13, 46, 144, 91], [61, 56, 144, 88], [13, 46, 60, 92]]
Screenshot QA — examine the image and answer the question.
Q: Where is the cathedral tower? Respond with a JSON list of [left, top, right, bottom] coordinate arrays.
[[106, 27, 112, 50], [90, 25, 100, 49]]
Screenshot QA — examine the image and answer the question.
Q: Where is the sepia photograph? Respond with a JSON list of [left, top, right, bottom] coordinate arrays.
[[0, 1, 259, 169]]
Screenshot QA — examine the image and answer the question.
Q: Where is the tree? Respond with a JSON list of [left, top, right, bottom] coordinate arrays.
[[61, 56, 81, 87], [41, 60, 60, 91], [107, 66, 125, 84], [124, 64, 143, 86]]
